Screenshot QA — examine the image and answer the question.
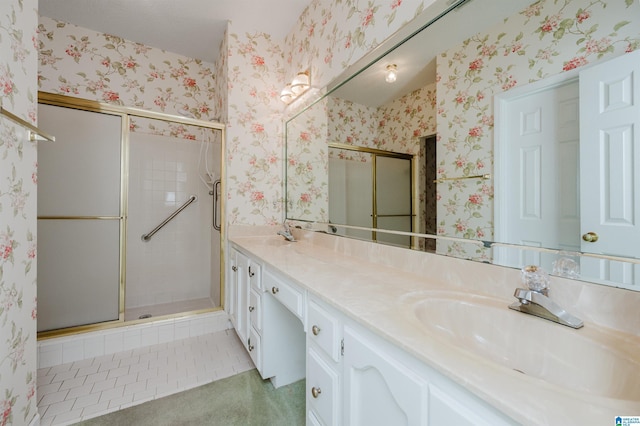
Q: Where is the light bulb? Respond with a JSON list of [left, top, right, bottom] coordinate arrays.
[[291, 71, 310, 95], [385, 64, 397, 83], [280, 84, 294, 104]]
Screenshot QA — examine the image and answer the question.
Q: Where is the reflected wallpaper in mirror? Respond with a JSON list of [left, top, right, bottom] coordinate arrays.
[[285, 0, 640, 290]]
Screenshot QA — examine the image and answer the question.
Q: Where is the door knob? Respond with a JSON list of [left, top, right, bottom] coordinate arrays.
[[311, 387, 322, 398], [582, 232, 598, 242]]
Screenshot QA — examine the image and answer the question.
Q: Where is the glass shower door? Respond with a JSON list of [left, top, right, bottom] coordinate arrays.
[[37, 103, 123, 332], [375, 156, 413, 247]]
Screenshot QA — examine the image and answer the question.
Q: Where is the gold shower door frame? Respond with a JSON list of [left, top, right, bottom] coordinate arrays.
[[37, 92, 227, 339], [329, 143, 416, 246]]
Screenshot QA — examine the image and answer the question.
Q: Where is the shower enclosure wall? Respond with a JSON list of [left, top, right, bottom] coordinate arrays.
[[36, 93, 224, 335]]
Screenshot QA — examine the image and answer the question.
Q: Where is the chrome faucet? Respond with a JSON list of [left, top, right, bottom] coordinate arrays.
[[508, 265, 583, 329], [277, 221, 296, 242]]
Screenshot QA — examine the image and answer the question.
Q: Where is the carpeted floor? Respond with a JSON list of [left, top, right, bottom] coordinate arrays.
[[74, 369, 306, 426]]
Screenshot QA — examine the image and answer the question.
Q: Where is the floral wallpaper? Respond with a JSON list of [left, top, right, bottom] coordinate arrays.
[[436, 0, 640, 259], [228, 0, 434, 226], [285, 0, 436, 91], [299, 83, 436, 231], [38, 18, 218, 121], [286, 98, 330, 221], [1, 0, 39, 424], [37, 0, 439, 229], [224, 30, 288, 226]]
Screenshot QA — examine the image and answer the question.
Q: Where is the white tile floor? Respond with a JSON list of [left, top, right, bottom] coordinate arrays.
[[37, 329, 254, 426]]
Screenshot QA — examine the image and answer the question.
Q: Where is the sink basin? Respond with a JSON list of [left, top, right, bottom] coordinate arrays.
[[412, 292, 640, 401]]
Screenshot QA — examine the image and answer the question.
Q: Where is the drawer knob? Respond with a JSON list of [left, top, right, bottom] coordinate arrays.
[[312, 325, 321, 336], [249, 306, 254, 312], [311, 386, 322, 398], [231, 265, 237, 272], [271, 286, 279, 295]]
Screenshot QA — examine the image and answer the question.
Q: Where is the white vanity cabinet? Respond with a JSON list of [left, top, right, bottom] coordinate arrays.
[[306, 299, 343, 426], [342, 325, 428, 425], [228, 248, 261, 367], [229, 241, 516, 425], [228, 244, 306, 388], [305, 295, 515, 426]]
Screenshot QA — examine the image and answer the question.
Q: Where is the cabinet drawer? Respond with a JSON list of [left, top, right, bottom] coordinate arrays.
[[264, 270, 304, 320], [249, 289, 261, 333], [308, 300, 341, 362], [307, 348, 339, 426], [248, 262, 261, 291]]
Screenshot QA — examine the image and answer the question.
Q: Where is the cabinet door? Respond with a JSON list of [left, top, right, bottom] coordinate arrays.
[[248, 326, 262, 372], [343, 326, 427, 426], [307, 348, 340, 426], [249, 288, 261, 333], [248, 261, 262, 291], [227, 249, 238, 327], [235, 251, 250, 345]]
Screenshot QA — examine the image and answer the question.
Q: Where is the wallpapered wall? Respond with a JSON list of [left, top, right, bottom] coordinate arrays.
[[285, 97, 330, 221], [37, 18, 219, 121], [0, 0, 39, 424], [285, 83, 437, 225], [436, 0, 640, 256], [322, 85, 436, 232], [38, 0, 435, 228], [229, 0, 434, 225]]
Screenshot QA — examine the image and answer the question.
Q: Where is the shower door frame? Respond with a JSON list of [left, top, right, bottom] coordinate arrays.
[[37, 92, 227, 339], [328, 143, 416, 246]]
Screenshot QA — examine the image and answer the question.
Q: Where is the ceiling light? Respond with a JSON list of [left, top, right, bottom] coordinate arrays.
[[385, 64, 397, 83]]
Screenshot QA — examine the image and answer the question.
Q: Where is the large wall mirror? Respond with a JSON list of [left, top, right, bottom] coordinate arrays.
[[285, 0, 640, 291]]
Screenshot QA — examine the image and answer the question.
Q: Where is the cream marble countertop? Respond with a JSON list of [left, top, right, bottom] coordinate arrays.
[[229, 229, 640, 425]]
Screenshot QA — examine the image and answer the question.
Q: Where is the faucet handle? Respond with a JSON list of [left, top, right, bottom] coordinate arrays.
[[521, 265, 550, 294]]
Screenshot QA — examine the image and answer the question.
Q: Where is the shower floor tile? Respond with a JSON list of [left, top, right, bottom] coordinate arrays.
[[37, 329, 254, 426]]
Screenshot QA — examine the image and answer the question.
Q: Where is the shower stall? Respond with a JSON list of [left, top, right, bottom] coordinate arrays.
[[328, 144, 414, 248], [36, 93, 224, 335]]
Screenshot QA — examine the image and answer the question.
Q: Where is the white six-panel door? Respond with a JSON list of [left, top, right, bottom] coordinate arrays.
[[496, 78, 580, 270], [579, 50, 640, 288]]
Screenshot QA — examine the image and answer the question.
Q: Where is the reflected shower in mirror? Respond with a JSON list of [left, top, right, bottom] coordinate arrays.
[[285, 0, 640, 290]]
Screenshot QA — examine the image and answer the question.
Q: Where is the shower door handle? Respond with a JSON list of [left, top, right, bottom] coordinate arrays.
[[212, 179, 221, 231]]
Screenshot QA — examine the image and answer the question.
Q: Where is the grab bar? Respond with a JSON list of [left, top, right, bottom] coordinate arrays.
[[0, 105, 56, 142], [212, 179, 221, 231], [141, 195, 197, 242]]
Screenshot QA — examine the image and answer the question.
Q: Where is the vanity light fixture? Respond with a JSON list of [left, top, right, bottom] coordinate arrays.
[[385, 64, 398, 83], [291, 71, 311, 95], [280, 84, 294, 104], [280, 70, 311, 104]]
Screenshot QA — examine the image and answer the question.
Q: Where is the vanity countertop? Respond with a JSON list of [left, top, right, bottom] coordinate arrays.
[[229, 230, 640, 425]]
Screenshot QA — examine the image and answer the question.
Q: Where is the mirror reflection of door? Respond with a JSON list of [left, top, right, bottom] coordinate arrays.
[[496, 51, 640, 288], [496, 78, 580, 270]]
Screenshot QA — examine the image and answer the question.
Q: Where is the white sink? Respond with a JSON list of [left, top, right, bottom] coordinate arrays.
[[411, 292, 640, 402]]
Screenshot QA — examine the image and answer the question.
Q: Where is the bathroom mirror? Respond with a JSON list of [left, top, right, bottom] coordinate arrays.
[[285, 0, 640, 290]]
